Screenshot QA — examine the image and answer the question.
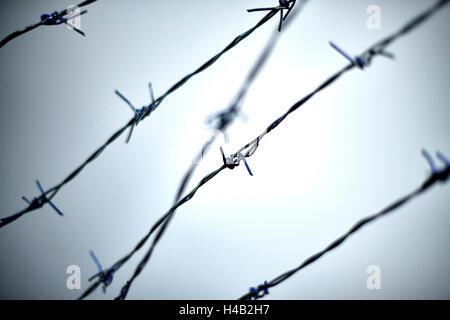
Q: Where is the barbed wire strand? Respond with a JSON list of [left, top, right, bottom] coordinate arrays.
[[0, 1, 306, 229], [239, 150, 450, 300], [0, 0, 98, 48], [79, 0, 449, 299]]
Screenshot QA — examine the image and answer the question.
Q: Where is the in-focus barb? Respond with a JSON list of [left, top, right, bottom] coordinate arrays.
[[220, 147, 254, 176], [249, 280, 269, 299], [248, 0, 297, 32], [22, 180, 64, 216], [115, 82, 156, 143], [89, 250, 114, 293], [240, 152, 254, 176]]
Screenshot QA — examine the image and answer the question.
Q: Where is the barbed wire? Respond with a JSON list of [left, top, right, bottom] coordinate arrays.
[[113, 1, 307, 301], [79, 0, 449, 299], [0, 1, 304, 229], [239, 150, 450, 300], [0, 0, 98, 48], [80, 0, 309, 300]]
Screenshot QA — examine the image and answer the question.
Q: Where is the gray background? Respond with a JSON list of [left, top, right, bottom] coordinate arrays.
[[0, 0, 449, 300]]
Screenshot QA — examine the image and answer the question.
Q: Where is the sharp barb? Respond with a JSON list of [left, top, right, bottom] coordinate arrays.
[[278, 9, 284, 32], [126, 124, 135, 144], [247, 7, 278, 12], [115, 90, 138, 114], [70, 25, 86, 37], [329, 41, 357, 65], [220, 147, 226, 165], [36, 180, 45, 195], [90, 250, 103, 272], [148, 83, 155, 105], [243, 158, 254, 176], [48, 200, 64, 216]]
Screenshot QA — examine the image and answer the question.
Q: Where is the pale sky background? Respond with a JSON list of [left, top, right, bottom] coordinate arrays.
[[0, 0, 449, 300]]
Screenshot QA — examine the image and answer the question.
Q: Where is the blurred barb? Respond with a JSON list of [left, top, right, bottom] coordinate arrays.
[[239, 150, 450, 300], [0, 0, 97, 48], [1, 1, 309, 229], [79, 0, 449, 299]]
